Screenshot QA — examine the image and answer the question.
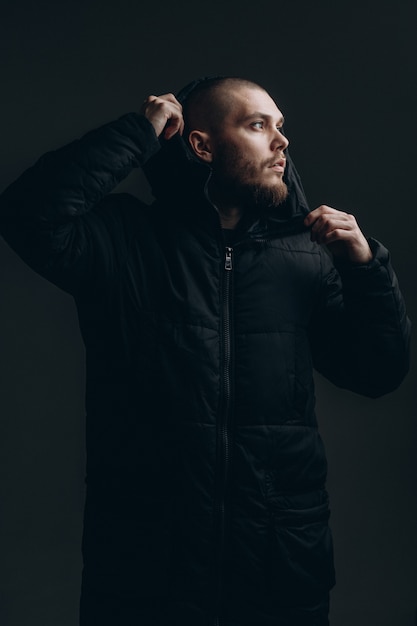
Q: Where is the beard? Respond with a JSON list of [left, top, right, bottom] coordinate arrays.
[[210, 142, 289, 214]]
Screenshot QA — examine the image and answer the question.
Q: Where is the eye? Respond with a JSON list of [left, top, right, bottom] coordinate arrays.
[[251, 121, 264, 129]]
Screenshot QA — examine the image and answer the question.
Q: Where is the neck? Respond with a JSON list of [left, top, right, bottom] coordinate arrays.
[[208, 180, 242, 229], [219, 206, 241, 229]]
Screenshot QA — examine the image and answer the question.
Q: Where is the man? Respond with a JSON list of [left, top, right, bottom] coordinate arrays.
[[0, 76, 410, 626]]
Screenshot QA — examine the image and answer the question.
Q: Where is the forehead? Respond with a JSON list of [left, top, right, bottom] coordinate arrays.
[[224, 86, 283, 121]]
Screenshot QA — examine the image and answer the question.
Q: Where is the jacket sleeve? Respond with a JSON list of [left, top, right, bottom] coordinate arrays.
[[309, 238, 411, 398], [0, 113, 160, 295]]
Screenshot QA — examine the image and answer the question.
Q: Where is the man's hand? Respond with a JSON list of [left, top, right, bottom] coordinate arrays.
[[140, 93, 184, 140], [304, 205, 373, 264]]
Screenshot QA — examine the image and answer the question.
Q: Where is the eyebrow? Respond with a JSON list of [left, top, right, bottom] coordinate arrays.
[[242, 112, 285, 125]]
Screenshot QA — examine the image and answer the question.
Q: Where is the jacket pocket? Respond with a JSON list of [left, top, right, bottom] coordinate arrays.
[[265, 488, 336, 603]]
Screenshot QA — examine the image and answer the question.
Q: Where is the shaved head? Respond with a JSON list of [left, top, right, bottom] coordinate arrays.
[[183, 77, 269, 137]]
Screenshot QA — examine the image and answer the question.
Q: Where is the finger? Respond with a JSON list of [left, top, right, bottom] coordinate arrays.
[[140, 94, 159, 112], [304, 205, 343, 226], [163, 115, 184, 140], [141, 96, 182, 117], [163, 108, 185, 139], [156, 93, 182, 108], [310, 216, 355, 242], [140, 94, 184, 138], [311, 216, 354, 234], [142, 93, 181, 106], [323, 228, 359, 245]]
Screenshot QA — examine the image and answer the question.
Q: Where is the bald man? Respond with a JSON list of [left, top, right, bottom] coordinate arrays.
[[0, 76, 410, 626]]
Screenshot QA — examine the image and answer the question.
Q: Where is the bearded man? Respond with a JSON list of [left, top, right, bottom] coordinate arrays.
[[0, 76, 410, 626]]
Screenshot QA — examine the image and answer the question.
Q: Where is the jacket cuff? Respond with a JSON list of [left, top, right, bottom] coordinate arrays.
[[334, 238, 396, 294], [333, 237, 390, 272], [117, 112, 161, 164]]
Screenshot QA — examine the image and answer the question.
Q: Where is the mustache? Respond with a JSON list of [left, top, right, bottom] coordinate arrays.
[[265, 156, 286, 168]]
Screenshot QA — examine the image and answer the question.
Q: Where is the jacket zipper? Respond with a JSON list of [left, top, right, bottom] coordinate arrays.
[[214, 246, 234, 626]]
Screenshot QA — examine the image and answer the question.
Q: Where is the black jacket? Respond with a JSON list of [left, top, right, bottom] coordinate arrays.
[[0, 99, 411, 626]]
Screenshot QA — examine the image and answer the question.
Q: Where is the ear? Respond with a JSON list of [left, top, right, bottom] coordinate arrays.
[[188, 130, 213, 163]]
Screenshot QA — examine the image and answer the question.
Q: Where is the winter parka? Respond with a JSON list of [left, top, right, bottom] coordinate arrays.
[[0, 88, 410, 626]]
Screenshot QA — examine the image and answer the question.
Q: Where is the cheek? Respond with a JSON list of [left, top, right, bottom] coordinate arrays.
[[244, 158, 264, 179]]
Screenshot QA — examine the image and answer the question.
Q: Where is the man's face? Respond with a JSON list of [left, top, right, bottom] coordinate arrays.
[[209, 87, 289, 209]]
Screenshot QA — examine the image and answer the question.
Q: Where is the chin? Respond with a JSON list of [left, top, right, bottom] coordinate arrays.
[[251, 181, 289, 208]]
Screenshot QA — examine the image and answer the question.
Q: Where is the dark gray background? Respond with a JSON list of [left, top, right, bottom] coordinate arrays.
[[0, 0, 416, 624]]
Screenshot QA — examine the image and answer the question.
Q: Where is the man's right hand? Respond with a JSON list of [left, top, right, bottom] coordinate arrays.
[[140, 93, 184, 140]]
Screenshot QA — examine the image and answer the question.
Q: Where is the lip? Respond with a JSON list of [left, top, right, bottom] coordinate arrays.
[[268, 158, 286, 172]]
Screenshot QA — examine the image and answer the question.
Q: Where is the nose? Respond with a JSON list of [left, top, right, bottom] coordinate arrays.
[[271, 128, 289, 151]]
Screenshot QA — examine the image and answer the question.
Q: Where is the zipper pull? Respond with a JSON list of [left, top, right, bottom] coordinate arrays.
[[225, 247, 233, 271]]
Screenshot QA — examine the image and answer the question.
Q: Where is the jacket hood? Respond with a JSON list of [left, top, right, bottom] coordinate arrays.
[[142, 77, 311, 235]]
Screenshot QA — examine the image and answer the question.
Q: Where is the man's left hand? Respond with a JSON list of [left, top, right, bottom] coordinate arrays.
[[304, 205, 373, 264]]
